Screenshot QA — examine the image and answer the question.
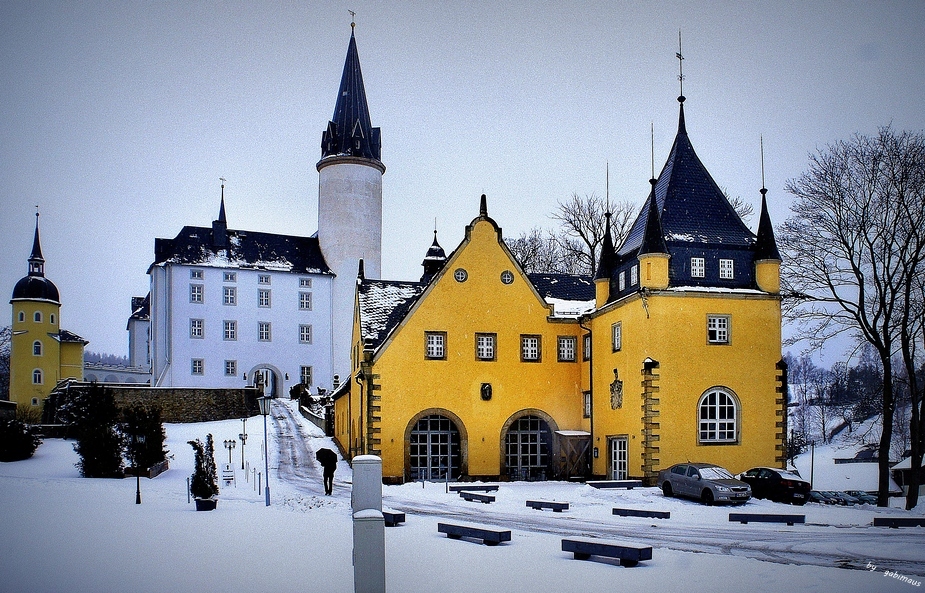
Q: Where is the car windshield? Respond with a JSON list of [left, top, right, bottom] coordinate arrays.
[[699, 467, 733, 480], [778, 471, 804, 481]]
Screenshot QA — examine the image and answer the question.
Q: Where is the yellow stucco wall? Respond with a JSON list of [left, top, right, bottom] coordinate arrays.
[[10, 301, 61, 408]]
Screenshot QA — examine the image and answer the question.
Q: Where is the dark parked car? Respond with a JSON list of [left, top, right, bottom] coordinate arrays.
[[737, 467, 811, 505], [808, 490, 834, 504], [845, 490, 878, 505], [821, 491, 860, 505], [658, 463, 751, 505]]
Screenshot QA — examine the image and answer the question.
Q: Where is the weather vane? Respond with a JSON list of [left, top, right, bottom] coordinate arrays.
[[676, 30, 685, 99], [220, 176, 226, 186], [349, 9, 356, 28], [760, 136, 767, 194]]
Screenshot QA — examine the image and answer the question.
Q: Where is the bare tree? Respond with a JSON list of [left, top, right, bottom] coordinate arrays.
[[780, 126, 925, 507], [549, 193, 636, 276], [0, 326, 10, 401], [507, 227, 566, 274]]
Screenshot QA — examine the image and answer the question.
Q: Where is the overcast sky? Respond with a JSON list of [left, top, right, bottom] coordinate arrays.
[[2, 1, 923, 360]]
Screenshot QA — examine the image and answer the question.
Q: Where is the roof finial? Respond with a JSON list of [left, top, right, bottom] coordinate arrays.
[[349, 9, 356, 30], [676, 30, 685, 103], [650, 122, 656, 183], [760, 136, 767, 195], [479, 194, 488, 217]]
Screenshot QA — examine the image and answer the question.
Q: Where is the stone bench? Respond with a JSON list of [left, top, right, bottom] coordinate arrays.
[[613, 507, 670, 519], [587, 480, 644, 490], [459, 490, 495, 504], [526, 500, 569, 512], [382, 509, 405, 527], [728, 513, 805, 526], [438, 522, 511, 546], [873, 517, 925, 528], [561, 537, 652, 567], [448, 484, 499, 493]]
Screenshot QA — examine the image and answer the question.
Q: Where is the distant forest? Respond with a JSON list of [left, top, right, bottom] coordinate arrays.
[[83, 351, 129, 366]]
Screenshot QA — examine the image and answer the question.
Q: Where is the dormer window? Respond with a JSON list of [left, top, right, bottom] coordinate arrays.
[[223, 272, 236, 282], [618, 271, 626, 291], [719, 259, 734, 279], [630, 265, 638, 286], [691, 257, 705, 278], [190, 269, 204, 280]]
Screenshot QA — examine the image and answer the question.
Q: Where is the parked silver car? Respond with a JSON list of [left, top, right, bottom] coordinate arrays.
[[658, 462, 751, 505]]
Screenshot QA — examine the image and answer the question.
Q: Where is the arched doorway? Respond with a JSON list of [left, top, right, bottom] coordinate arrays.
[[408, 414, 461, 481], [504, 415, 552, 481]]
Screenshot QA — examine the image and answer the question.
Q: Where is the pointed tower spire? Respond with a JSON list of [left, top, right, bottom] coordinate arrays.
[[639, 179, 667, 255], [320, 23, 382, 163], [479, 194, 488, 218], [212, 178, 228, 249], [29, 209, 45, 277], [676, 31, 688, 135], [594, 211, 616, 281], [754, 138, 781, 261], [420, 228, 447, 283]]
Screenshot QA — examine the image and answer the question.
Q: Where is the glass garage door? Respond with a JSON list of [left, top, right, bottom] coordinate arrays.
[[409, 415, 460, 481], [505, 415, 551, 480]]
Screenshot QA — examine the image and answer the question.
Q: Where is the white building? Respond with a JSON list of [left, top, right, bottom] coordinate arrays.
[[131, 24, 383, 395]]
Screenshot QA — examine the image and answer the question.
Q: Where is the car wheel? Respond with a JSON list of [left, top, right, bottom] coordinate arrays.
[[702, 489, 714, 506], [662, 482, 673, 497]]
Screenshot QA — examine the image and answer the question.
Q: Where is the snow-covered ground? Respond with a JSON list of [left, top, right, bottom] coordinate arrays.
[[2, 399, 923, 593]]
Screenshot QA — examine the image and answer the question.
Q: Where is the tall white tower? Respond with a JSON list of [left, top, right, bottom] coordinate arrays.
[[317, 23, 385, 379]]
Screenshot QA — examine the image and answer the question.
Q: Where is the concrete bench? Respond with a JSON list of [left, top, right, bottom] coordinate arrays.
[[438, 522, 511, 546], [613, 507, 670, 519], [728, 513, 805, 526], [526, 500, 569, 512], [873, 517, 925, 528], [587, 480, 644, 490], [382, 509, 405, 527], [459, 490, 495, 504], [448, 484, 499, 492], [561, 537, 652, 567]]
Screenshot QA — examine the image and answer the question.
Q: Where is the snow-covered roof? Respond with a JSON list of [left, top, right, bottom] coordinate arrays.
[[544, 297, 595, 318], [357, 279, 426, 350]]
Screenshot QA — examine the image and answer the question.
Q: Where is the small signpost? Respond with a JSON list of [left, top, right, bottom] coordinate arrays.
[[222, 463, 235, 487]]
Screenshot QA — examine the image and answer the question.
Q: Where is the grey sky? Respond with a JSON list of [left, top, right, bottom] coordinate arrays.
[[2, 1, 923, 359]]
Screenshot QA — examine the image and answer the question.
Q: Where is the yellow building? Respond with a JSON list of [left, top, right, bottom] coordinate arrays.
[[333, 98, 784, 484], [9, 214, 86, 411]]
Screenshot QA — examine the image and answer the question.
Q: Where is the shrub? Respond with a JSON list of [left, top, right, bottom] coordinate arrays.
[[122, 403, 168, 470], [0, 419, 42, 461], [188, 434, 219, 500], [70, 383, 125, 478]]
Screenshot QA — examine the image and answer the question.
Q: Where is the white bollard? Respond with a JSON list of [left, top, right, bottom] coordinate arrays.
[[353, 509, 386, 593], [352, 455, 383, 513], [352, 455, 385, 593]]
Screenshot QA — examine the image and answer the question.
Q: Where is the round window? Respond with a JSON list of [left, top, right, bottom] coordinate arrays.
[[454, 268, 468, 283], [500, 270, 514, 284]]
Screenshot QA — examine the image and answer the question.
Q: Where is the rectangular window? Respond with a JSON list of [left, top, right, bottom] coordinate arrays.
[[223, 271, 236, 282], [190, 318, 204, 338], [583, 334, 591, 361], [630, 265, 638, 286], [299, 292, 313, 311], [190, 284, 204, 303], [618, 271, 626, 291], [223, 320, 237, 341], [719, 259, 734, 279], [691, 257, 705, 278], [425, 331, 446, 359], [299, 277, 312, 288], [476, 333, 496, 361], [299, 324, 313, 344], [611, 322, 622, 352], [223, 286, 237, 306], [300, 365, 313, 387], [708, 315, 730, 344], [258, 274, 271, 285], [521, 335, 541, 362], [224, 360, 237, 377], [190, 269, 203, 280], [557, 336, 576, 362], [191, 359, 204, 375], [258, 289, 271, 308], [258, 321, 272, 342], [583, 391, 591, 418]]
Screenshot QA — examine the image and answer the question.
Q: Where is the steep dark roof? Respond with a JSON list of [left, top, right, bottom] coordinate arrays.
[[528, 273, 595, 301], [126, 294, 150, 329], [11, 275, 59, 303], [151, 226, 332, 275], [420, 231, 447, 283], [638, 184, 668, 255], [357, 279, 426, 350], [319, 28, 382, 163], [618, 101, 755, 258], [594, 213, 616, 281], [754, 190, 781, 261], [53, 330, 88, 345]]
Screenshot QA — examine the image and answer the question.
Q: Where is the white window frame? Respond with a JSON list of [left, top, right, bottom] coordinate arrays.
[[258, 288, 271, 308], [425, 332, 446, 359], [190, 318, 204, 338], [223, 320, 237, 341], [557, 336, 576, 362], [707, 315, 730, 344], [223, 286, 237, 306], [300, 365, 313, 387], [698, 388, 738, 443], [476, 333, 496, 361], [691, 257, 705, 278], [719, 258, 734, 279], [190, 269, 203, 280], [299, 292, 312, 311], [618, 271, 626, 291], [521, 335, 541, 362], [224, 360, 237, 377], [191, 359, 204, 375], [299, 277, 312, 288], [583, 391, 592, 418], [299, 324, 313, 344], [611, 322, 622, 352], [583, 334, 591, 361], [223, 271, 236, 282], [258, 322, 272, 342], [190, 284, 204, 303], [258, 274, 271, 285], [630, 265, 638, 286]]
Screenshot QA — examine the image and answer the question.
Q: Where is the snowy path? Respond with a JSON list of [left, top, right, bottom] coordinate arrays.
[[270, 401, 925, 578]]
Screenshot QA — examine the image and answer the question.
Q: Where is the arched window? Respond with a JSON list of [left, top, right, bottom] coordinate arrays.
[[33, 341, 42, 356], [18, 311, 25, 322], [32, 369, 43, 385], [50, 313, 56, 325], [698, 388, 738, 443], [34, 311, 42, 322]]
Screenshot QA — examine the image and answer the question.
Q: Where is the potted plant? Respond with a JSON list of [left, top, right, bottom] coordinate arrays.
[[188, 434, 219, 510]]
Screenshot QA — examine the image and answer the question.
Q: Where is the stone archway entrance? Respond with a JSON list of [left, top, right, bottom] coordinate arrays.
[[408, 414, 461, 481], [504, 415, 552, 481]]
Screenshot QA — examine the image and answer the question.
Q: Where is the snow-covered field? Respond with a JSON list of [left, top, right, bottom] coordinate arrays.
[[2, 399, 923, 593]]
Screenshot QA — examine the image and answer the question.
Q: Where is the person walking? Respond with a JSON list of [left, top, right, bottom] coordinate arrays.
[[316, 447, 337, 495]]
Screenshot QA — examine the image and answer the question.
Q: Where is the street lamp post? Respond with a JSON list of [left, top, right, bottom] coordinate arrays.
[[239, 417, 247, 470], [223, 439, 236, 464], [257, 395, 271, 506], [132, 433, 146, 505]]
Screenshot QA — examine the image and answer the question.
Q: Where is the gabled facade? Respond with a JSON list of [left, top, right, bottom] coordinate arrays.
[[9, 214, 86, 409]]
